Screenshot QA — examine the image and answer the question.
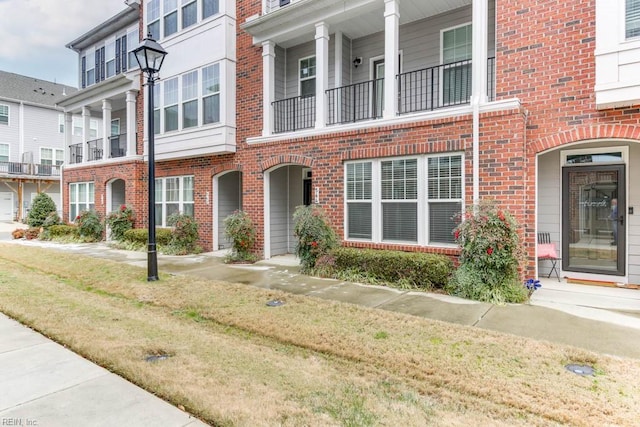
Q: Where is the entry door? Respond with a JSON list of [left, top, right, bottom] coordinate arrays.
[[373, 59, 384, 118], [562, 165, 626, 276]]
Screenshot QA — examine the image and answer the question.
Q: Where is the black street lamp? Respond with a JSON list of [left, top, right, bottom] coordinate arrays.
[[134, 34, 167, 281]]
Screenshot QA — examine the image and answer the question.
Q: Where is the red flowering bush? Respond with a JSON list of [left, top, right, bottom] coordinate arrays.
[[223, 210, 257, 262], [447, 201, 527, 304], [106, 205, 135, 241], [293, 205, 338, 272]]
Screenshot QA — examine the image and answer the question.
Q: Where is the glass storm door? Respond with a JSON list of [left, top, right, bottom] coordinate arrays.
[[562, 165, 625, 276]]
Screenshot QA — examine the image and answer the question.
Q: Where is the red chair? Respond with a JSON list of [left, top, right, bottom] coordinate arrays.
[[538, 232, 561, 282]]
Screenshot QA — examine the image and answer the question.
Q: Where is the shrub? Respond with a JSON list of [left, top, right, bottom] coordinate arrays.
[[447, 201, 528, 304], [223, 210, 257, 262], [123, 228, 172, 246], [326, 247, 453, 290], [166, 213, 200, 255], [106, 205, 135, 241], [42, 211, 61, 228], [75, 210, 104, 242], [27, 193, 57, 227], [293, 205, 339, 272], [47, 224, 79, 238], [25, 227, 40, 240], [12, 228, 26, 239]]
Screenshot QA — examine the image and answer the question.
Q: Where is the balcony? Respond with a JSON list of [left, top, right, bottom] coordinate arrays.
[[109, 133, 127, 158], [272, 58, 496, 134], [0, 161, 61, 177], [69, 143, 83, 165], [87, 138, 103, 161]]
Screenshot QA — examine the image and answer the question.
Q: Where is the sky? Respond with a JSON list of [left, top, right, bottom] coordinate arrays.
[[0, 0, 128, 88]]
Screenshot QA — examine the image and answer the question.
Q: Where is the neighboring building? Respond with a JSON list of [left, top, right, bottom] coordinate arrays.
[[0, 70, 78, 222], [235, 0, 640, 286]]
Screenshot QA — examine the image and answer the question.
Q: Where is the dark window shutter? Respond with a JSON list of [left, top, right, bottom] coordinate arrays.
[[94, 49, 100, 83], [81, 56, 86, 88], [115, 37, 121, 74], [121, 35, 128, 71], [100, 47, 105, 81]]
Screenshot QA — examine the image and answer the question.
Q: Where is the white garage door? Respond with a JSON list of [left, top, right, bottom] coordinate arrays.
[[0, 192, 14, 221]]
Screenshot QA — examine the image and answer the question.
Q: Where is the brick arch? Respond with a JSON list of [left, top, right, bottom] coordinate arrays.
[[259, 154, 314, 171], [532, 125, 640, 155], [211, 162, 243, 177], [102, 174, 130, 187]]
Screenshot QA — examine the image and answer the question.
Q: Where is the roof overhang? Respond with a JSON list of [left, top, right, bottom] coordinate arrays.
[[66, 5, 140, 52], [56, 73, 140, 113]]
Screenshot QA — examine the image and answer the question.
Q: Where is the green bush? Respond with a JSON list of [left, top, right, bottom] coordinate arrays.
[[223, 210, 257, 262], [123, 228, 172, 246], [106, 205, 135, 241], [42, 211, 61, 228], [293, 205, 339, 272], [166, 213, 200, 255], [75, 210, 104, 242], [47, 224, 79, 238], [27, 193, 57, 227], [325, 247, 453, 290], [447, 201, 527, 304]]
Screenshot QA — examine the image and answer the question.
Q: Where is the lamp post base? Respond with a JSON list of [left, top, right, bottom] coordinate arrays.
[[147, 244, 159, 281]]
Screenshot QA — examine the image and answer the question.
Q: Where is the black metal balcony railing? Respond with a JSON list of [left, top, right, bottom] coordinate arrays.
[[273, 95, 316, 134], [326, 78, 384, 125], [397, 57, 496, 115], [87, 138, 103, 161], [34, 163, 61, 176], [109, 133, 127, 158], [69, 143, 83, 164]]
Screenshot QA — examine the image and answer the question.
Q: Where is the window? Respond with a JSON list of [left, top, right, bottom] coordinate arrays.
[[69, 182, 95, 221], [182, 70, 198, 128], [164, 0, 178, 37], [127, 28, 139, 69], [111, 119, 120, 136], [203, 0, 218, 19], [105, 40, 116, 78], [153, 84, 161, 134], [0, 144, 8, 162], [182, 0, 197, 29], [147, 0, 161, 39], [86, 50, 96, 87], [202, 63, 220, 124], [442, 24, 472, 105], [73, 117, 83, 137], [154, 175, 194, 226], [164, 77, 179, 132], [58, 115, 65, 133], [90, 120, 99, 139], [40, 148, 64, 166], [345, 154, 463, 245], [627, 0, 640, 38], [346, 162, 372, 239], [299, 56, 316, 97], [0, 105, 8, 125]]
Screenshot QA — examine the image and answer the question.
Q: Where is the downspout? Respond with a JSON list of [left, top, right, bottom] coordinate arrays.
[[471, 0, 488, 209], [472, 97, 480, 206]]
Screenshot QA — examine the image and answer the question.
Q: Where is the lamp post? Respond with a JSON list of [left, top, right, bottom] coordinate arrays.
[[134, 34, 167, 281]]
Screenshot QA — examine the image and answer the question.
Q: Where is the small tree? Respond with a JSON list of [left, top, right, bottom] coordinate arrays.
[[27, 193, 57, 227], [223, 210, 256, 262], [293, 205, 338, 272], [106, 205, 135, 241], [76, 210, 104, 242]]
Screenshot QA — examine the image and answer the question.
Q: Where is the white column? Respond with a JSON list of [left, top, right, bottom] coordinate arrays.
[[102, 99, 112, 160], [333, 31, 343, 125], [383, 0, 400, 119], [82, 107, 91, 163], [64, 113, 73, 164], [262, 41, 276, 136], [315, 22, 329, 129], [126, 91, 137, 156], [471, 0, 488, 206]]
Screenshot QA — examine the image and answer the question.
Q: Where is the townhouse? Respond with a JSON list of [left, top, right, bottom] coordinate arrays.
[[0, 70, 77, 222]]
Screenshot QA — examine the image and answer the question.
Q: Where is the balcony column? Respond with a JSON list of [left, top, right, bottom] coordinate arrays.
[[102, 99, 112, 160], [126, 90, 137, 156], [64, 113, 73, 164], [334, 31, 343, 125], [383, 0, 399, 119], [315, 22, 329, 129], [262, 41, 276, 136], [471, 0, 488, 206], [82, 107, 91, 163]]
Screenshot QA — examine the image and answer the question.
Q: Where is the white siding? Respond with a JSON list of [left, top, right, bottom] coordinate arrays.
[[628, 143, 640, 284], [0, 101, 20, 162], [270, 166, 289, 256], [217, 171, 242, 249], [537, 150, 562, 277]]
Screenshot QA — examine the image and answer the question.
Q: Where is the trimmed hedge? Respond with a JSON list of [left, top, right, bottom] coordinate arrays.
[[123, 228, 172, 246], [330, 247, 453, 290], [47, 224, 79, 238]]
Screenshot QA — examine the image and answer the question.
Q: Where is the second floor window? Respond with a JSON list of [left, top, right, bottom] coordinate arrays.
[[0, 105, 8, 125], [73, 117, 83, 136], [106, 40, 116, 78], [40, 148, 64, 166], [299, 56, 316, 98], [182, 71, 198, 128], [0, 143, 8, 162], [442, 23, 472, 105], [86, 51, 96, 86], [164, 0, 178, 37], [164, 77, 179, 132], [627, 0, 640, 38], [202, 63, 220, 124], [154, 84, 161, 134], [148, 0, 161, 39], [182, 0, 197, 29], [203, 0, 218, 19]]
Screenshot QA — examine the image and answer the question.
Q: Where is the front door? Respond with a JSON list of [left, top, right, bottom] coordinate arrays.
[[373, 59, 384, 118], [562, 164, 626, 276]]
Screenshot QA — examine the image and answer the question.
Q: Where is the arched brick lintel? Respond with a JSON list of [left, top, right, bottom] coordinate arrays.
[[212, 162, 243, 177], [532, 125, 640, 155], [259, 154, 314, 172]]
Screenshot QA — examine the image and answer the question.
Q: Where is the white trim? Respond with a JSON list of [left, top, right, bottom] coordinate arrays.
[[263, 170, 271, 259], [212, 173, 219, 251], [560, 145, 629, 166]]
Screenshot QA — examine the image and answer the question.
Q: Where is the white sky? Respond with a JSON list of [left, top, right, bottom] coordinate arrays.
[[0, 0, 128, 87]]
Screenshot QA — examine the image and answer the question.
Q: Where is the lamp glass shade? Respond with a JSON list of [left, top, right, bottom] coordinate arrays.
[[133, 37, 167, 74]]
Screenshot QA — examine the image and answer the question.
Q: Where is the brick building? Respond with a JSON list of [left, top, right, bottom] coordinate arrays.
[[61, 0, 640, 286]]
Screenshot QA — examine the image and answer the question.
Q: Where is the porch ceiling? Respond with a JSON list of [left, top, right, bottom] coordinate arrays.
[[243, 0, 471, 47]]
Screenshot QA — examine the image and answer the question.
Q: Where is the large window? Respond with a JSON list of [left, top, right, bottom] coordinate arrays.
[[164, 77, 179, 132], [627, 0, 640, 38], [69, 182, 95, 221], [154, 175, 194, 226], [127, 28, 139, 69], [345, 154, 463, 245], [202, 63, 220, 124], [40, 148, 64, 166], [164, 0, 178, 37], [147, 0, 218, 40], [148, 0, 161, 39], [0, 144, 8, 162], [86, 50, 96, 87], [105, 40, 116, 78], [182, 0, 197, 28], [203, 0, 219, 19], [73, 117, 83, 137], [442, 24, 472, 105], [182, 70, 198, 128], [0, 105, 8, 125], [299, 56, 316, 97]]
